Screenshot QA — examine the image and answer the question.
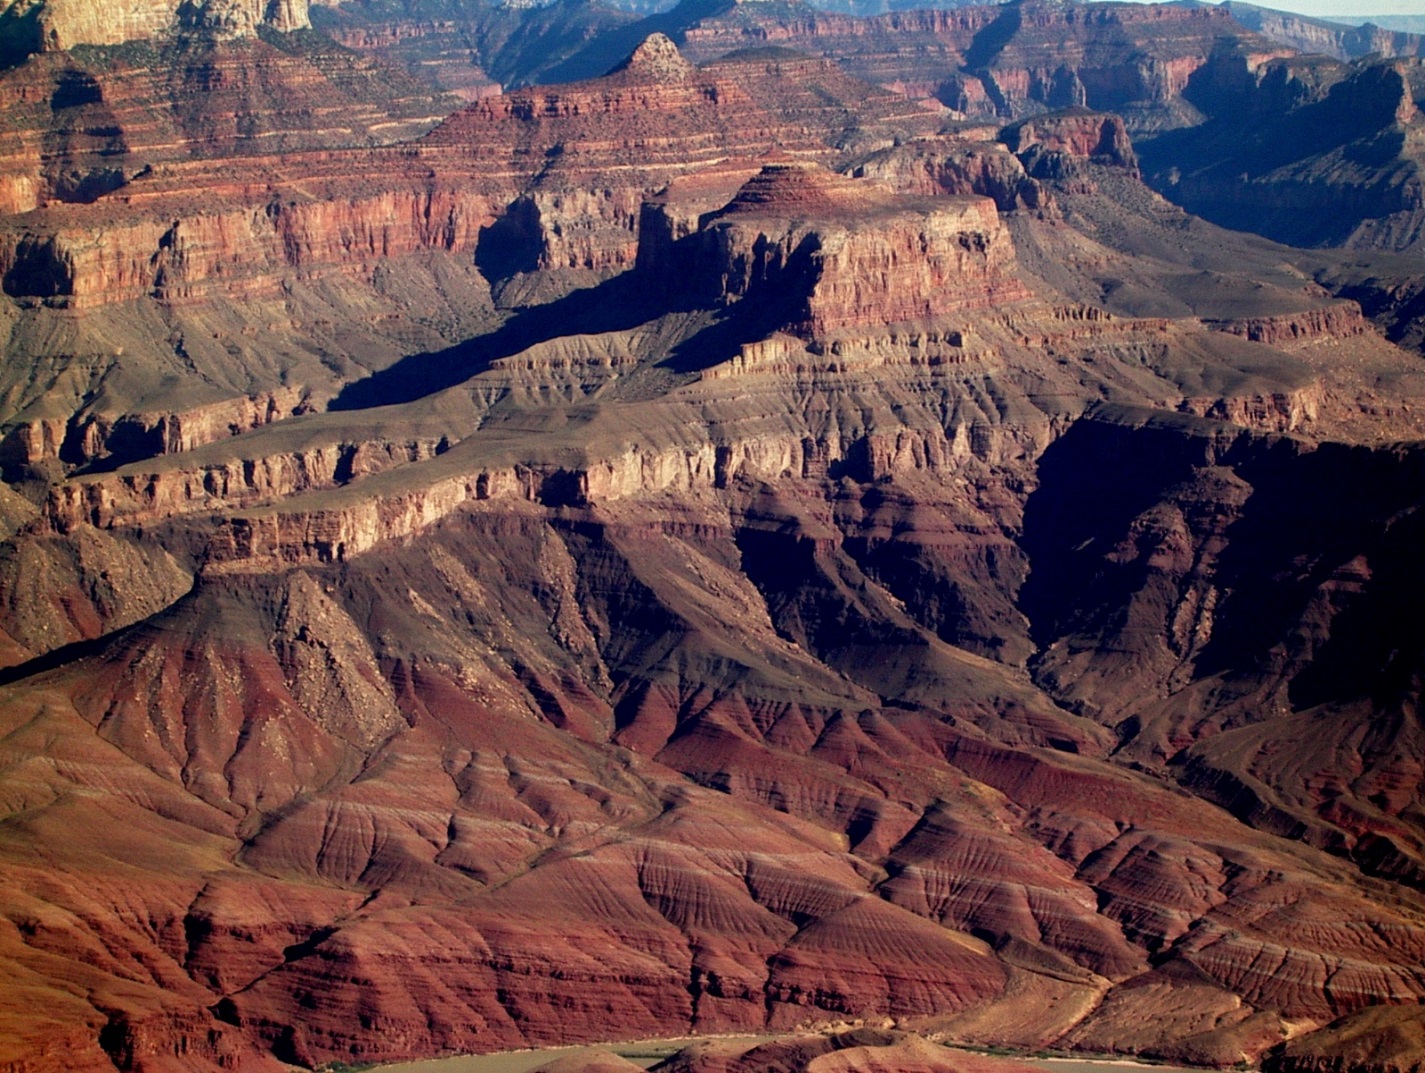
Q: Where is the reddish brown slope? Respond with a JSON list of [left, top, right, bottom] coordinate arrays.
[[1, 19, 1424, 1073], [5, 461, 1424, 1070], [2, 153, 1424, 1071]]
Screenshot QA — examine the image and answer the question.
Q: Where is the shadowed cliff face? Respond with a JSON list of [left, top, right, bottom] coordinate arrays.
[[0, 14, 1424, 1073], [1139, 52, 1425, 254]]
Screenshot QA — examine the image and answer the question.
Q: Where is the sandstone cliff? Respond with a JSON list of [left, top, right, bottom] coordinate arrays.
[[847, 133, 1049, 213], [0, 34, 947, 470], [0, 0, 309, 54], [644, 163, 1030, 336], [0, 32, 458, 213], [675, 0, 1274, 133], [1000, 110, 1138, 176]]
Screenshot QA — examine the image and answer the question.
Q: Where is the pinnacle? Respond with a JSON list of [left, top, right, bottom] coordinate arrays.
[[615, 33, 697, 82], [715, 161, 872, 218]]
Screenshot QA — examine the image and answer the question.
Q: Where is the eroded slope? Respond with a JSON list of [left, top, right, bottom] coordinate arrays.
[[0, 23, 1423, 1073]]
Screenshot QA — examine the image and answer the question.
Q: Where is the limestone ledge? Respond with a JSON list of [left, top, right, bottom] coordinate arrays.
[[1178, 380, 1325, 436], [1203, 304, 1370, 347], [0, 184, 497, 307], [705, 328, 982, 379], [46, 435, 449, 532], [0, 386, 307, 468], [48, 413, 1042, 571], [999, 304, 1172, 347]]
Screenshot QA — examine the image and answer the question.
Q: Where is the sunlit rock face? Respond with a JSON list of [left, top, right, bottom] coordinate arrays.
[[0, 0, 309, 52]]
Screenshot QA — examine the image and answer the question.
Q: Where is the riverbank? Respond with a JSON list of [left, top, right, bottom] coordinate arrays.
[[370, 1034, 1205, 1073]]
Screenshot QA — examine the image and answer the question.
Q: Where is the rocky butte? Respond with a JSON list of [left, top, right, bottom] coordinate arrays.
[[0, 5, 1424, 1073]]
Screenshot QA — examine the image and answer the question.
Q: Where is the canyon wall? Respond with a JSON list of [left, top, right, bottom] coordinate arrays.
[[0, 0, 309, 53], [1, 13, 1424, 1073]]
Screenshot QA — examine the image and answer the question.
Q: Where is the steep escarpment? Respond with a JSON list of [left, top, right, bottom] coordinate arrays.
[[32, 154, 1376, 557], [0, 165, 500, 305], [5, 394, 1425, 1070], [0, 244, 500, 479], [1000, 110, 1137, 176], [431, 38, 942, 277], [0, 40, 941, 479], [1223, 2, 1425, 64], [0, 0, 309, 57], [308, 0, 638, 94], [642, 163, 1029, 335], [847, 130, 1049, 213], [1015, 408, 1425, 909], [1140, 52, 1425, 253], [674, 0, 1275, 132], [0, 31, 458, 212]]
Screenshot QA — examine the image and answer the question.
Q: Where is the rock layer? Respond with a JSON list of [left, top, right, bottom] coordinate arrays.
[[649, 163, 1029, 336], [1141, 53, 1425, 253], [0, 0, 309, 54]]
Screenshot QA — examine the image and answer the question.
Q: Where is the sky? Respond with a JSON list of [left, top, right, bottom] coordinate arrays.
[[1123, 0, 1425, 17]]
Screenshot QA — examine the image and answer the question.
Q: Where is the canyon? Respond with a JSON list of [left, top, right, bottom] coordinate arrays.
[[0, 3, 1424, 1073]]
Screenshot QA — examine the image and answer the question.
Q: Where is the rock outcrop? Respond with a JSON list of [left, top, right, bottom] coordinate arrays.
[[0, 35, 947, 469], [6, 397, 1425, 1070], [1264, 1004, 1425, 1073], [0, 0, 309, 55], [676, 0, 1276, 133], [1141, 53, 1425, 253], [645, 163, 1030, 337], [0, 32, 458, 212], [305, 0, 634, 94], [1203, 303, 1369, 347], [1224, 1, 1425, 64], [1000, 110, 1138, 176], [847, 132, 1049, 213]]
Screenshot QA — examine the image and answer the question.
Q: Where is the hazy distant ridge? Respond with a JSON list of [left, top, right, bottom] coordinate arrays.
[[1323, 15, 1425, 33]]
